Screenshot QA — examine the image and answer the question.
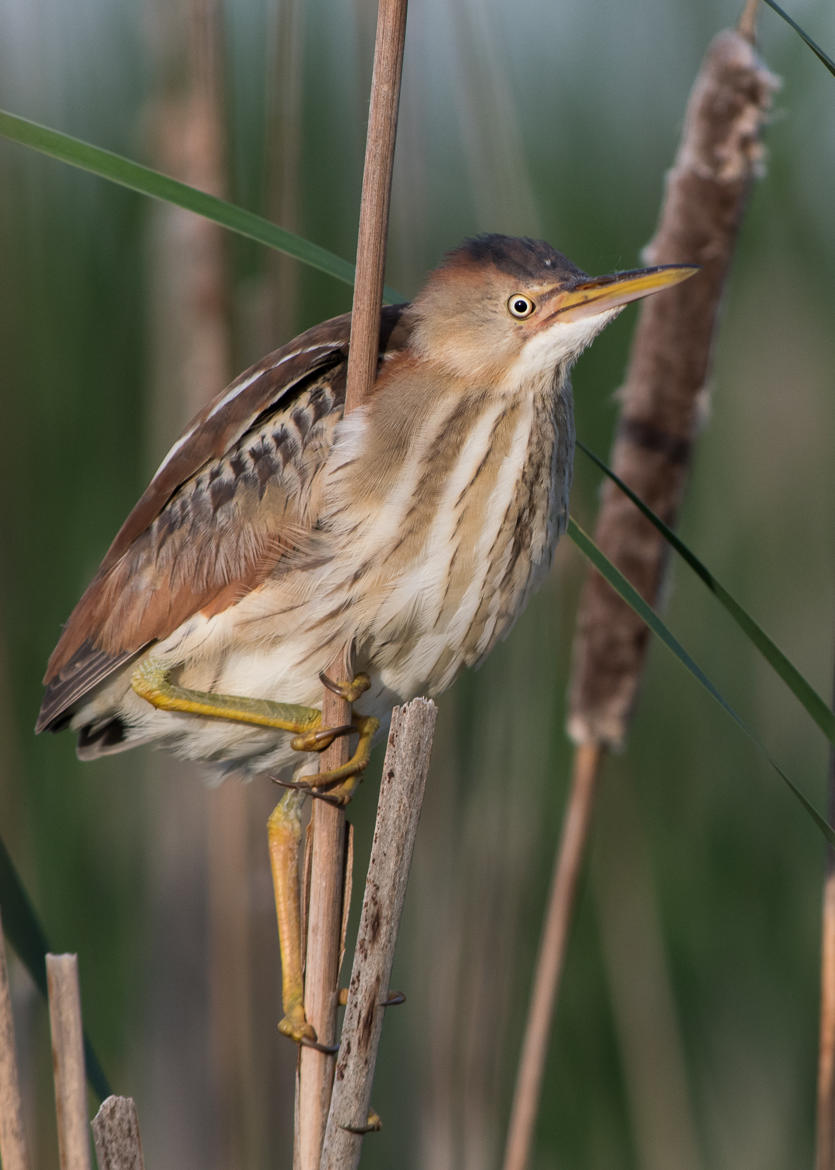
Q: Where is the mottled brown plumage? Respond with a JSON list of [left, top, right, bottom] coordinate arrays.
[[38, 235, 695, 778], [40, 309, 407, 714]]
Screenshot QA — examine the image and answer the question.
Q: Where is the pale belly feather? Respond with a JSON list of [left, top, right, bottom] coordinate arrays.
[[82, 375, 573, 779]]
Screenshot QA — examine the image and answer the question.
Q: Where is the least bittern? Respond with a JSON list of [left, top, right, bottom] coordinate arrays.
[[37, 234, 695, 1043]]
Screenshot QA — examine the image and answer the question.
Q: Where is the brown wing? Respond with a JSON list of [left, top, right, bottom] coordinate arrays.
[[37, 305, 411, 732]]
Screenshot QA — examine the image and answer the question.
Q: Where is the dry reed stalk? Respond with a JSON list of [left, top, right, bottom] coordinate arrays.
[[502, 742, 602, 1170], [320, 699, 437, 1170], [503, 20, 778, 1170], [91, 1097, 146, 1170], [817, 655, 835, 1170], [0, 911, 30, 1170], [296, 3, 409, 1167], [46, 954, 91, 1170]]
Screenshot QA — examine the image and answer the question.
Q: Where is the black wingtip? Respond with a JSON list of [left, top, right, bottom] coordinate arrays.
[[37, 640, 138, 735]]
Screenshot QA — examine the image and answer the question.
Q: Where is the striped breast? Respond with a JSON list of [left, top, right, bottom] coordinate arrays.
[[317, 358, 575, 700]]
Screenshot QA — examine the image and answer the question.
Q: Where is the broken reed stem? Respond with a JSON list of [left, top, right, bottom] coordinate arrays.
[[503, 23, 777, 1170], [296, 3, 408, 1168], [46, 954, 91, 1170], [502, 743, 603, 1170], [320, 699, 437, 1170], [816, 649, 835, 1170], [91, 1097, 146, 1170], [0, 911, 30, 1170]]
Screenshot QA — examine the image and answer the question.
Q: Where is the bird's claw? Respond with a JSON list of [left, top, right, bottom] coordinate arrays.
[[272, 776, 354, 806], [300, 1034, 340, 1055], [318, 670, 372, 704], [341, 1110, 382, 1134], [336, 987, 405, 1007]]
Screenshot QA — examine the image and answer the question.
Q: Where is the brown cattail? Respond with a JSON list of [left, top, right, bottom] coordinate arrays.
[[568, 28, 779, 749]]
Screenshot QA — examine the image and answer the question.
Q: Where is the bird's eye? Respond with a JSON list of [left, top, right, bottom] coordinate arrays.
[[507, 294, 536, 319]]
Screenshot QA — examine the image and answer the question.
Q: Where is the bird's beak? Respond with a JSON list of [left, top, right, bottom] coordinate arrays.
[[552, 264, 698, 323]]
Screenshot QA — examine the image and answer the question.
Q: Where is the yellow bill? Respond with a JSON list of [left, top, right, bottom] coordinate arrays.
[[554, 264, 699, 322]]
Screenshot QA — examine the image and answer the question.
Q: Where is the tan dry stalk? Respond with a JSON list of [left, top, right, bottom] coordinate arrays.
[[502, 742, 603, 1170], [46, 954, 91, 1170], [503, 22, 778, 1170], [91, 1097, 146, 1170], [320, 699, 438, 1170], [0, 912, 30, 1170], [296, 3, 409, 1167]]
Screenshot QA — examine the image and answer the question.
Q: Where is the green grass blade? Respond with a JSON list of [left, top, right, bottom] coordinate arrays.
[[759, 0, 835, 77], [567, 518, 835, 844], [0, 108, 406, 301], [577, 440, 835, 744], [0, 836, 111, 1101]]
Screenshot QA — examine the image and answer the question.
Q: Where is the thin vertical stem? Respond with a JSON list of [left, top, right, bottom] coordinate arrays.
[[502, 743, 603, 1170], [0, 911, 30, 1170], [296, 3, 408, 1168], [343, 0, 409, 416], [298, 707, 351, 1170], [46, 954, 91, 1170]]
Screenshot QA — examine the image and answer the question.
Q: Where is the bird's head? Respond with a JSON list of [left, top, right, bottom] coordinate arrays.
[[407, 234, 696, 387]]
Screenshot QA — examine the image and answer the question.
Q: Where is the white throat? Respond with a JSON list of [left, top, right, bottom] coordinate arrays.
[[503, 306, 623, 391]]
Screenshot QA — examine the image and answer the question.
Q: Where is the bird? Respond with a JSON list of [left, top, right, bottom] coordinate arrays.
[[37, 233, 695, 1042]]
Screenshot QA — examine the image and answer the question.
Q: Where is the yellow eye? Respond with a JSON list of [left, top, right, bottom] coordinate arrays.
[[507, 294, 536, 319]]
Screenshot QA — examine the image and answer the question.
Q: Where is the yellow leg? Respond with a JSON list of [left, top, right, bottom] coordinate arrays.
[[267, 790, 316, 1044], [283, 714, 379, 805], [132, 659, 378, 798], [132, 660, 324, 738], [135, 659, 380, 1043]]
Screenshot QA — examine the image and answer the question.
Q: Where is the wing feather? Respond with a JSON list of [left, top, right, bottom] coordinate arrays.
[[39, 306, 410, 732]]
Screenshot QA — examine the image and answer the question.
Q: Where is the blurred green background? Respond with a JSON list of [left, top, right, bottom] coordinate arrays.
[[1, 0, 833, 1167]]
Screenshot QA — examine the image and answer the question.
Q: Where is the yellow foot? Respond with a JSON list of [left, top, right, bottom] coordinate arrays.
[[278, 1001, 317, 1045], [277, 1016, 338, 1054], [279, 714, 380, 806]]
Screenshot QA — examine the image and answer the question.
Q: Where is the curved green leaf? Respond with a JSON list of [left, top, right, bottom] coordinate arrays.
[[577, 440, 835, 744], [567, 518, 835, 845], [760, 0, 835, 77], [0, 108, 402, 301]]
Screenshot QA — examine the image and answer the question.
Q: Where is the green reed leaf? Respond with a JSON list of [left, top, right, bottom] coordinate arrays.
[[577, 440, 835, 745], [567, 518, 835, 845], [759, 0, 835, 77], [0, 108, 406, 300]]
